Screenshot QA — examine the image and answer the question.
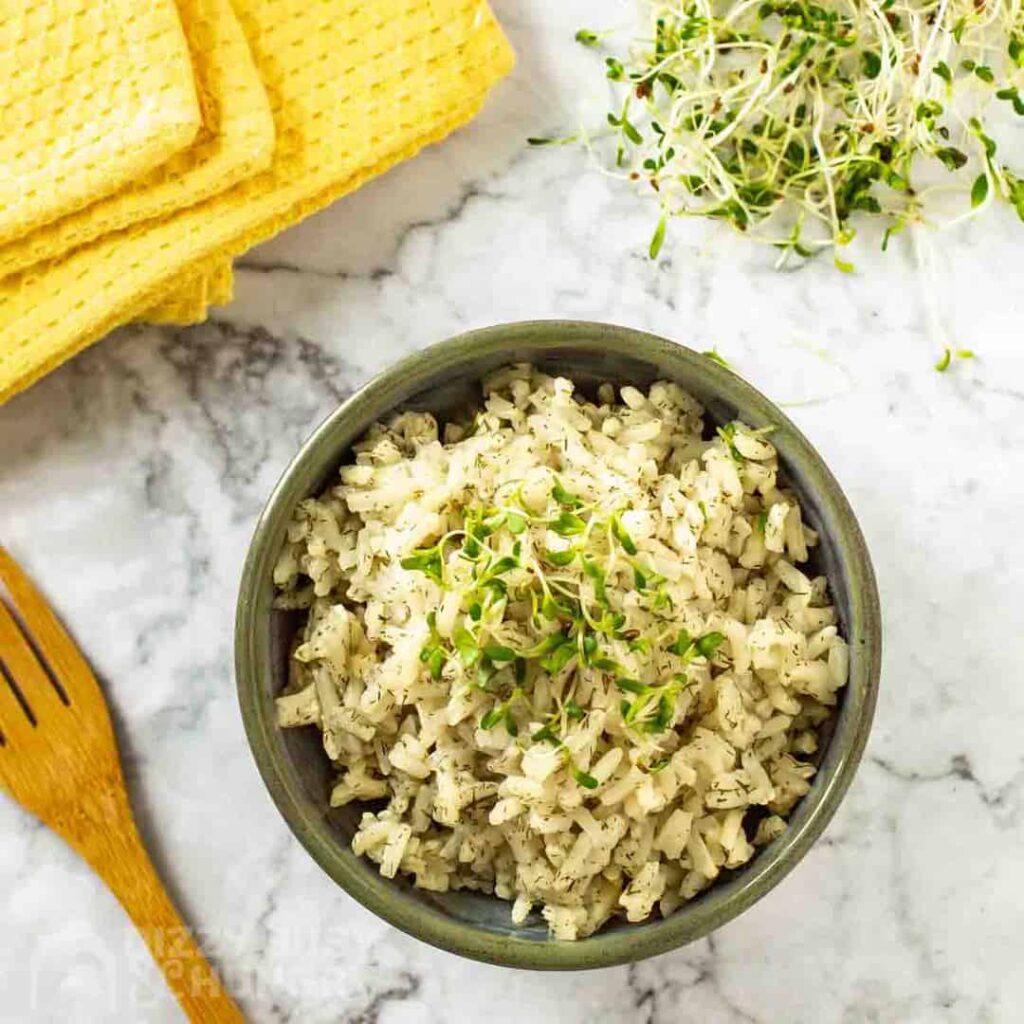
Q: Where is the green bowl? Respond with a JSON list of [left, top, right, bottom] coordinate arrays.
[[235, 321, 881, 970]]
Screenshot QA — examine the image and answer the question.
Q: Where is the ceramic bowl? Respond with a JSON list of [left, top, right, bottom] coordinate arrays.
[[235, 320, 881, 970]]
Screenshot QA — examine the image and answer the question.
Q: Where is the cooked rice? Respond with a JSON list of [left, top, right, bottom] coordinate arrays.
[[273, 364, 848, 940]]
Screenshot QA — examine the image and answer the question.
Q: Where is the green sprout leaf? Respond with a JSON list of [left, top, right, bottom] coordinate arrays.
[[620, 117, 643, 145], [548, 511, 587, 537], [526, 135, 578, 147], [572, 768, 600, 789], [575, 28, 599, 46], [1011, 34, 1024, 67], [565, 699, 585, 720], [532, 724, 557, 743], [540, 594, 567, 620], [531, 631, 569, 657], [540, 639, 576, 674], [935, 347, 952, 372], [480, 706, 504, 730], [668, 628, 692, 656], [649, 214, 667, 259], [996, 87, 1024, 115], [968, 117, 998, 159], [544, 547, 577, 567], [581, 557, 608, 604], [971, 174, 989, 208], [614, 677, 648, 695], [935, 147, 968, 172], [716, 423, 744, 464], [485, 556, 519, 578], [610, 513, 638, 555], [476, 657, 498, 689], [695, 631, 726, 658], [428, 648, 445, 680], [649, 692, 676, 731], [453, 625, 480, 666], [552, 480, 584, 508], [484, 644, 517, 663], [623, 692, 653, 725], [401, 548, 443, 583], [506, 512, 527, 535]]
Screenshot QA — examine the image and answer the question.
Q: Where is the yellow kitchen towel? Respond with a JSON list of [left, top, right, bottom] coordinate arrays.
[[0, 0, 514, 402], [144, 260, 234, 325], [143, 268, 213, 327], [0, 0, 274, 278], [0, 0, 201, 246], [206, 262, 235, 308]]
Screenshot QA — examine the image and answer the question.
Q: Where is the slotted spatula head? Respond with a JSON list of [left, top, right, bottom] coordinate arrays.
[[0, 545, 246, 1022], [0, 545, 127, 833]]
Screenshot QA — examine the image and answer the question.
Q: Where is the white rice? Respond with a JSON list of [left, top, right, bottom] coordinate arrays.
[[273, 363, 848, 940]]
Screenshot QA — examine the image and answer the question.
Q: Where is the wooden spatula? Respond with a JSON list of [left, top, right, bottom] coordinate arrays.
[[0, 546, 244, 1023]]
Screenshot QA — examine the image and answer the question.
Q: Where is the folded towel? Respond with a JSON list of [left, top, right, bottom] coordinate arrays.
[[0, 0, 274, 278], [0, 0, 513, 403], [0, 2, 512, 401], [145, 261, 234, 326], [0, 0, 201, 245]]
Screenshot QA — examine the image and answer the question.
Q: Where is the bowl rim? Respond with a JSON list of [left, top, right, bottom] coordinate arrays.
[[235, 319, 881, 970]]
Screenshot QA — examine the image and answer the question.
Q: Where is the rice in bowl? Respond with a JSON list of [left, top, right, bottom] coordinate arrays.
[[272, 364, 849, 940]]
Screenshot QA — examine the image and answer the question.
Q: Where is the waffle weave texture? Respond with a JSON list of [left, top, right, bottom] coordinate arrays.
[[0, 0, 513, 402], [0, 0, 274, 277], [144, 260, 235, 326], [0, 0, 201, 245]]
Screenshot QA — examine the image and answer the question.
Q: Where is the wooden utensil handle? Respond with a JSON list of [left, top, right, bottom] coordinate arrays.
[[107, 846, 245, 1023], [71, 794, 245, 1023]]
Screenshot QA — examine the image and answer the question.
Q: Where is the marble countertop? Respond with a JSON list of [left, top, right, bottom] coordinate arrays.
[[2, 2, 1022, 1020]]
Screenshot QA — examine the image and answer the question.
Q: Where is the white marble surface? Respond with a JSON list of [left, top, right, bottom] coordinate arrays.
[[2, 2, 1023, 1021]]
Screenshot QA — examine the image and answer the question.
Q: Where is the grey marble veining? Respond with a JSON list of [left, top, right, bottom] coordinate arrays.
[[2, 1, 1023, 1020]]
